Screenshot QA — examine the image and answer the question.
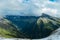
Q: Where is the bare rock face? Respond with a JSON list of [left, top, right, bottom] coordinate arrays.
[[37, 13, 60, 38]]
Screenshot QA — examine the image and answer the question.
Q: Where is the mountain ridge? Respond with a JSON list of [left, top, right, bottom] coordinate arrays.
[[0, 13, 60, 39]]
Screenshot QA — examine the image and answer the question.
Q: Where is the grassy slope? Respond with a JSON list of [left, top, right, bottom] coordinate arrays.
[[0, 28, 15, 38]]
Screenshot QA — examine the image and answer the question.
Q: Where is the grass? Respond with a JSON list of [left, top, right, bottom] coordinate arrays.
[[0, 27, 15, 38]]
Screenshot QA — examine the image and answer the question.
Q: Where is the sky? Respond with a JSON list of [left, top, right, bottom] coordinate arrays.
[[0, 0, 60, 17]]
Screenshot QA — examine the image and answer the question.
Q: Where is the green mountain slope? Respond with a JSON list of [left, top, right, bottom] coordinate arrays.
[[0, 13, 60, 39], [0, 17, 29, 38]]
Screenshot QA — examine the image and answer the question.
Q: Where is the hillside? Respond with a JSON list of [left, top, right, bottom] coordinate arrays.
[[2, 13, 60, 39], [0, 17, 29, 38]]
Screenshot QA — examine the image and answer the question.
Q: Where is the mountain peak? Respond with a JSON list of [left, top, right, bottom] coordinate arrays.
[[41, 13, 51, 17]]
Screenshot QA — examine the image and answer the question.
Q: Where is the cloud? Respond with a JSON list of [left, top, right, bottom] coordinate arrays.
[[41, 8, 57, 14], [0, 0, 60, 17]]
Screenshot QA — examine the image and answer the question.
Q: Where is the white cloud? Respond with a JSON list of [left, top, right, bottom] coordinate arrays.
[[0, 0, 60, 17], [41, 8, 58, 15]]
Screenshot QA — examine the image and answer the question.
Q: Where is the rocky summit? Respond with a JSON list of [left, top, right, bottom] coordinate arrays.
[[37, 13, 60, 38]]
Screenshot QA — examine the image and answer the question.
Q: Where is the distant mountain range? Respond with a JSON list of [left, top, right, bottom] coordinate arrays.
[[0, 13, 60, 39]]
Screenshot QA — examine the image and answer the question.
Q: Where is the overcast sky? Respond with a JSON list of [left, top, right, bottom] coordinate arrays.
[[0, 0, 60, 17]]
